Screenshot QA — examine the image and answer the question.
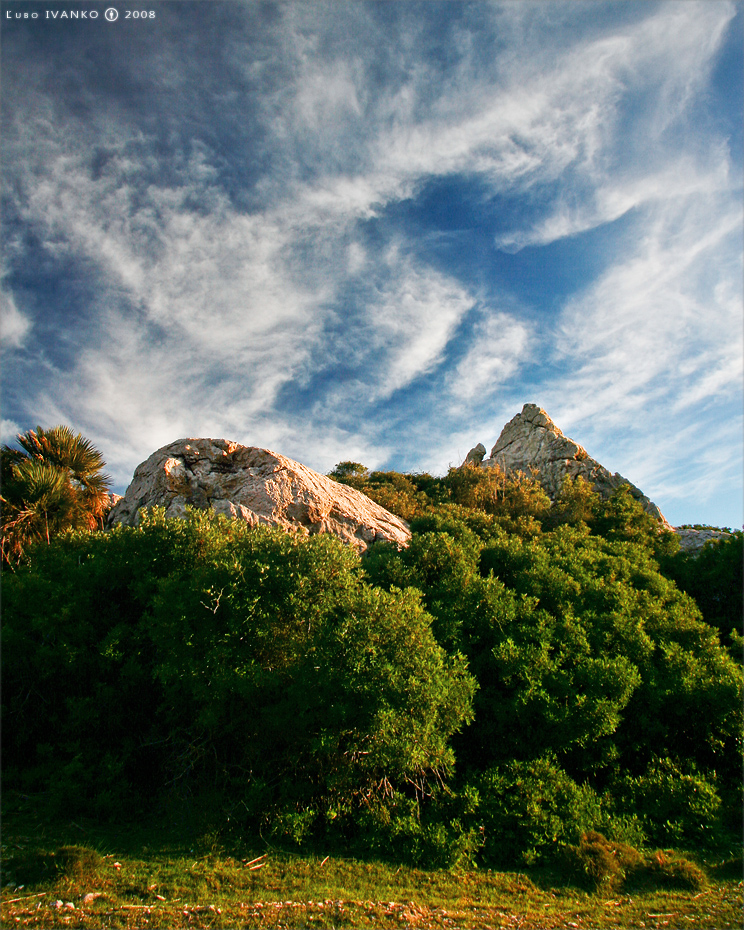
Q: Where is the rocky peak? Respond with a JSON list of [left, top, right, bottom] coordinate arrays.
[[486, 404, 588, 477], [464, 403, 669, 526], [107, 439, 411, 554]]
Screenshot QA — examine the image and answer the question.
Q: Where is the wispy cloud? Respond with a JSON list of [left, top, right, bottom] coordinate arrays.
[[1, 290, 31, 351], [359, 250, 475, 400], [1, 0, 741, 525], [0, 419, 24, 445], [448, 310, 532, 404], [551, 195, 742, 417]]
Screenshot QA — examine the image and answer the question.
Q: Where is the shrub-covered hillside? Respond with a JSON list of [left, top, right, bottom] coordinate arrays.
[[3, 460, 742, 869]]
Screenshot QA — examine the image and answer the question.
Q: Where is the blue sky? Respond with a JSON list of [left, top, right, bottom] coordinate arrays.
[[2, 0, 742, 528]]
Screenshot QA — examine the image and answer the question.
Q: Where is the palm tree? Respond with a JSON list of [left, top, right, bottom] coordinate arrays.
[[1, 426, 112, 566]]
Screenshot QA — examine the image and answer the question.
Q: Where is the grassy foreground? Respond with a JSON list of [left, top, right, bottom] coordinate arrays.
[[2, 798, 741, 929]]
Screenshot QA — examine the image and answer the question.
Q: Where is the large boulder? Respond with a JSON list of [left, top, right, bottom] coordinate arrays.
[[107, 439, 411, 554], [464, 403, 670, 526]]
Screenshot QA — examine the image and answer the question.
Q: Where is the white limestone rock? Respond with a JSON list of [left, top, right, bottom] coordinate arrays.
[[469, 403, 670, 526], [674, 527, 734, 555], [107, 439, 411, 554]]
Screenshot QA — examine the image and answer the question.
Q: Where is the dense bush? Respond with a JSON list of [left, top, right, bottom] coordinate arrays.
[[2, 510, 475, 847], [611, 757, 722, 845], [362, 487, 742, 858], [469, 758, 639, 867], [475, 526, 741, 779], [3, 462, 742, 867], [662, 532, 743, 650]]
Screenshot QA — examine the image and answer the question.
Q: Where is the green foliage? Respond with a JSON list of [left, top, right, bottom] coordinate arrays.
[[471, 758, 616, 866], [3, 451, 742, 870], [3, 509, 475, 849], [366, 500, 741, 855], [365, 527, 482, 648], [327, 463, 446, 521], [476, 525, 742, 780], [663, 532, 743, 649], [365, 473, 431, 522], [591, 484, 679, 561], [327, 461, 370, 489], [611, 757, 723, 844], [442, 463, 550, 535], [443, 462, 506, 511], [357, 784, 483, 868], [147, 522, 475, 822], [545, 476, 601, 528]]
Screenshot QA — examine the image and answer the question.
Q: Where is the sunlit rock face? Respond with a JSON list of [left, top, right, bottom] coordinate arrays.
[[674, 527, 734, 554], [464, 403, 670, 526], [107, 439, 411, 554]]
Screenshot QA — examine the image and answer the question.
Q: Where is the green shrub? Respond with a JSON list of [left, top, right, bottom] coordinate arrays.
[[470, 758, 607, 866], [356, 785, 483, 869], [591, 484, 679, 561], [443, 463, 550, 524], [3, 509, 475, 840], [545, 476, 600, 529], [613, 757, 722, 844], [476, 525, 742, 781], [3, 475, 742, 867], [662, 532, 743, 650]]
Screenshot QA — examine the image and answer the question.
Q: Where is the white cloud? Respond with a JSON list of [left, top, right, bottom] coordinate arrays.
[[448, 311, 532, 403], [1, 0, 741, 521], [522, 188, 744, 522], [552, 196, 743, 405], [1, 419, 23, 444], [366, 252, 475, 398], [496, 149, 735, 253], [1, 290, 31, 350]]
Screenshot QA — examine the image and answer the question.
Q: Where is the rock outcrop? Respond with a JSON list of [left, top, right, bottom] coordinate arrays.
[[464, 403, 669, 525], [674, 527, 734, 554], [107, 439, 411, 554]]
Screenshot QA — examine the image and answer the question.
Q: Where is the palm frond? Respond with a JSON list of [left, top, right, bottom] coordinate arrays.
[[2, 425, 112, 563], [12, 457, 69, 500]]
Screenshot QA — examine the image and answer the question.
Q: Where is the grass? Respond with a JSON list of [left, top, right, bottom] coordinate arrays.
[[2, 795, 742, 929]]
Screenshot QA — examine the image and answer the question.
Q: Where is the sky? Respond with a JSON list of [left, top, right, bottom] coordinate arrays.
[[1, 0, 742, 529]]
